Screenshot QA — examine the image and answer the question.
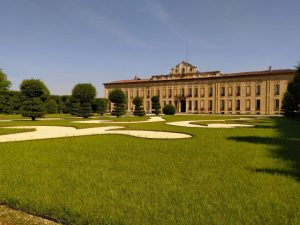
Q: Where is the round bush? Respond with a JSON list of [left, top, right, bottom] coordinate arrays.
[[163, 104, 176, 115]]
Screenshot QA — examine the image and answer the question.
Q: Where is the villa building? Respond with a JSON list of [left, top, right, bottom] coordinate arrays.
[[103, 62, 295, 114]]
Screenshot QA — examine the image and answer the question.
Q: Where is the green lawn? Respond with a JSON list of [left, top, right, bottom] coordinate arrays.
[[0, 114, 299, 225]]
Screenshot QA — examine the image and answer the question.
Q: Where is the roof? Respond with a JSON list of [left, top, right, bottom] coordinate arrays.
[[103, 69, 295, 86], [174, 61, 197, 68]]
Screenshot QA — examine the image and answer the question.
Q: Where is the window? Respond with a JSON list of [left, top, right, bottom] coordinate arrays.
[[169, 101, 172, 105], [200, 88, 205, 97], [236, 86, 241, 96], [146, 89, 150, 98], [168, 89, 172, 98], [256, 99, 261, 110], [220, 87, 225, 97], [181, 88, 185, 97], [146, 101, 150, 110], [275, 84, 280, 96], [194, 100, 198, 110], [194, 87, 198, 97], [163, 101, 167, 106], [125, 91, 128, 98], [256, 85, 261, 96], [208, 100, 213, 111], [174, 89, 177, 97], [246, 99, 251, 111], [246, 86, 251, 96], [200, 100, 204, 110], [208, 87, 213, 97], [188, 100, 192, 110], [136, 90, 139, 97], [228, 86, 233, 96], [220, 100, 225, 111], [275, 99, 280, 110], [228, 100, 232, 111], [141, 90, 144, 98], [190, 67, 193, 72], [157, 89, 160, 96], [181, 68, 185, 74], [130, 91, 133, 99], [163, 89, 166, 98], [188, 88, 192, 97], [236, 100, 240, 111]]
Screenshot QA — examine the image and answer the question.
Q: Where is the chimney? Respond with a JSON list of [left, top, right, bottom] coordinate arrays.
[[269, 66, 272, 71]]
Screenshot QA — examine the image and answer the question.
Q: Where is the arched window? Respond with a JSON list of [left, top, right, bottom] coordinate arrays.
[[181, 68, 185, 74]]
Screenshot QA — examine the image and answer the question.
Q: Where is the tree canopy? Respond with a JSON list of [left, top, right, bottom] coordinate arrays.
[[282, 63, 300, 117], [109, 89, 126, 117], [0, 69, 11, 91], [151, 96, 161, 116], [20, 79, 49, 120]]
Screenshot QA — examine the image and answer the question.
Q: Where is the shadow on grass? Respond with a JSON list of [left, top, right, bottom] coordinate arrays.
[[228, 118, 300, 181]]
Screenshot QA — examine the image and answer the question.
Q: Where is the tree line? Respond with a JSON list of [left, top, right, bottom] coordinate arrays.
[[2, 63, 298, 120]]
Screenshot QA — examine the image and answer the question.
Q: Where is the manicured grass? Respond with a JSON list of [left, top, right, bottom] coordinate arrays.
[[0, 128, 35, 135], [0, 115, 299, 224]]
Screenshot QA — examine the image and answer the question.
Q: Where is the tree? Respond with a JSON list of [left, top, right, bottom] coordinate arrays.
[[92, 98, 108, 116], [133, 96, 145, 116], [71, 83, 96, 118], [46, 99, 58, 114], [22, 98, 46, 121], [163, 104, 176, 115], [20, 79, 49, 121], [109, 89, 126, 117], [0, 69, 11, 91], [151, 96, 161, 116], [282, 63, 300, 117]]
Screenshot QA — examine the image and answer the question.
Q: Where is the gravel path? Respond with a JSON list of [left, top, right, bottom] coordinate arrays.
[[73, 116, 165, 124], [166, 120, 254, 128], [0, 126, 191, 142]]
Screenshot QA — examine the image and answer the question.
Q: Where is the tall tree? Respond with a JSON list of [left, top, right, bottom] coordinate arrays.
[[92, 98, 108, 116], [282, 63, 300, 117], [133, 96, 145, 116], [0, 69, 11, 91], [20, 79, 49, 120], [71, 83, 96, 118], [151, 96, 161, 116], [109, 89, 126, 117]]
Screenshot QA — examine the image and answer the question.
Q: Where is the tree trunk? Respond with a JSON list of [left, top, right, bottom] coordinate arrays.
[[32, 117, 36, 121]]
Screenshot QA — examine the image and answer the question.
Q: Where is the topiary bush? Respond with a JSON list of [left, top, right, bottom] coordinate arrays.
[[163, 104, 176, 115], [133, 96, 145, 116]]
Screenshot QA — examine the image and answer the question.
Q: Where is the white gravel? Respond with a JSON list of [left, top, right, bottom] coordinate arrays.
[[166, 120, 254, 128], [73, 116, 165, 124], [0, 126, 191, 142]]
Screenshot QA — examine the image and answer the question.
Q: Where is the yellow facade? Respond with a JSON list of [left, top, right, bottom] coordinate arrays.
[[103, 62, 295, 115]]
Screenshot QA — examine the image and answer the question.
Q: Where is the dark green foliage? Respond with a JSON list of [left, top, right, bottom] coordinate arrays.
[[72, 83, 96, 102], [71, 83, 97, 118], [79, 102, 93, 118], [70, 97, 80, 116], [109, 89, 126, 117], [151, 96, 161, 116], [46, 99, 58, 114], [109, 89, 126, 104], [0, 69, 11, 91], [111, 103, 126, 117], [61, 95, 72, 113], [21, 98, 46, 121], [20, 79, 49, 120], [282, 63, 300, 118], [20, 79, 49, 100], [92, 98, 108, 116], [133, 96, 145, 116], [163, 104, 176, 115]]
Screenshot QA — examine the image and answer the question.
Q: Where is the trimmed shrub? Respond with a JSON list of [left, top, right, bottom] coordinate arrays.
[[163, 104, 176, 115], [109, 89, 126, 117], [133, 96, 145, 116], [151, 96, 161, 116]]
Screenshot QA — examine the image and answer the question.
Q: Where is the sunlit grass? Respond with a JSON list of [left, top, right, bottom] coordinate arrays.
[[0, 115, 299, 225]]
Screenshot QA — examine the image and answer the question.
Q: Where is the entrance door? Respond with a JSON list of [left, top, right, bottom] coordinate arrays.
[[180, 100, 186, 113]]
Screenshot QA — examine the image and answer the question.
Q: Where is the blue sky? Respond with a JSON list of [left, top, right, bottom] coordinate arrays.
[[0, 0, 299, 96]]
